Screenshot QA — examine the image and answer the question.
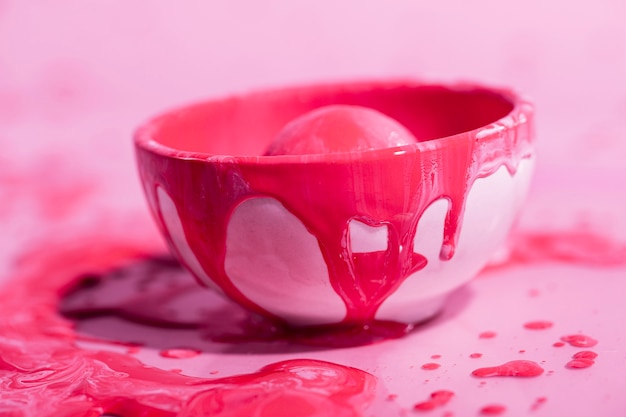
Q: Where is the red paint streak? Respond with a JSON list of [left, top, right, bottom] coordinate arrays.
[[159, 348, 202, 359], [135, 82, 533, 325], [470, 353, 483, 359], [552, 342, 565, 348], [479, 331, 497, 339], [480, 404, 507, 415], [413, 390, 454, 411], [421, 363, 441, 370], [523, 320, 553, 330], [472, 360, 544, 378], [560, 334, 598, 348], [0, 243, 376, 416]]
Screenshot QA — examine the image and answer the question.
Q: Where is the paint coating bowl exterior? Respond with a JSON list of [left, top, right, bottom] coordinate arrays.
[[135, 81, 535, 326]]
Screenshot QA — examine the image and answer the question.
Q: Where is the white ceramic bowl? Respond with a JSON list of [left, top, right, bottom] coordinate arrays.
[[135, 81, 535, 327]]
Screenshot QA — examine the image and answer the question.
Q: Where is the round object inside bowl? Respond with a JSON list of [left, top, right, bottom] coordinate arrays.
[[135, 81, 535, 327], [264, 104, 419, 156]]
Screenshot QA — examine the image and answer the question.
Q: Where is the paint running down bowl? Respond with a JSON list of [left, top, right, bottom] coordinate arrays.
[[134, 81, 535, 327]]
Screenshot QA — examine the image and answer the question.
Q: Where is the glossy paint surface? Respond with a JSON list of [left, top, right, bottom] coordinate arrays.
[[2, 1, 626, 415]]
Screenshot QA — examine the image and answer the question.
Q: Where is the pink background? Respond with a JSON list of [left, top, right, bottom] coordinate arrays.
[[2, 1, 626, 416]]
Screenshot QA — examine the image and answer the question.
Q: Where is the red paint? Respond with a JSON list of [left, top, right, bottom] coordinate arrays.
[[413, 390, 455, 411], [431, 354, 442, 359], [506, 231, 626, 267], [552, 342, 565, 348], [159, 348, 202, 359], [572, 351, 598, 360], [0, 243, 376, 416], [470, 353, 483, 359], [479, 331, 497, 339], [566, 351, 597, 369], [528, 288, 540, 297], [523, 320, 553, 330], [471, 360, 544, 378], [560, 334, 598, 348], [264, 105, 418, 155], [530, 397, 547, 411], [421, 363, 441, 370], [480, 404, 507, 415], [566, 359, 595, 369], [135, 81, 533, 325]]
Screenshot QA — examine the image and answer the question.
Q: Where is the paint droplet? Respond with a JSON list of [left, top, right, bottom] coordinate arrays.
[[472, 360, 544, 378], [387, 394, 398, 401], [159, 348, 202, 359], [573, 351, 598, 360], [566, 359, 595, 369], [480, 404, 507, 415], [566, 351, 597, 369], [479, 331, 497, 339], [528, 288, 540, 297], [560, 334, 598, 347], [421, 363, 441, 370], [531, 397, 547, 411], [523, 320, 553, 330], [470, 353, 483, 358], [553, 342, 565, 348], [518, 350, 526, 354], [413, 390, 454, 411], [431, 354, 442, 359]]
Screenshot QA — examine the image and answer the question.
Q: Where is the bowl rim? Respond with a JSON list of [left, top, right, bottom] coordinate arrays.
[[134, 79, 533, 165]]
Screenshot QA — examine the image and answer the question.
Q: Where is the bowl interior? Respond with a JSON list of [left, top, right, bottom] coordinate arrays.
[[148, 82, 515, 157]]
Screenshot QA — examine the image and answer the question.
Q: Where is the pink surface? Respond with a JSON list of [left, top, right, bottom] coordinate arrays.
[[1, 1, 626, 416]]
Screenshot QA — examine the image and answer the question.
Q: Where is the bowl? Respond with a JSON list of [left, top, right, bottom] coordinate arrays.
[[134, 80, 535, 327]]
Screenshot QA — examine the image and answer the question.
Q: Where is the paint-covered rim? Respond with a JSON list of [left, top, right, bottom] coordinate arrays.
[[134, 79, 533, 165]]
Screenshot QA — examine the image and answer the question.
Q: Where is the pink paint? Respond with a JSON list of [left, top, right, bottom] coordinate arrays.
[[413, 390, 455, 411], [135, 81, 533, 325], [264, 105, 418, 155], [159, 348, 202, 359], [471, 360, 544, 378], [470, 353, 483, 359], [560, 334, 598, 348], [0, 243, 376, 416], [479, 331, 497, 339], [552, 342, 565, 348], [523, 320, 553, 330], [421, 363, 441, 370], [480, 404, 507, 415]]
